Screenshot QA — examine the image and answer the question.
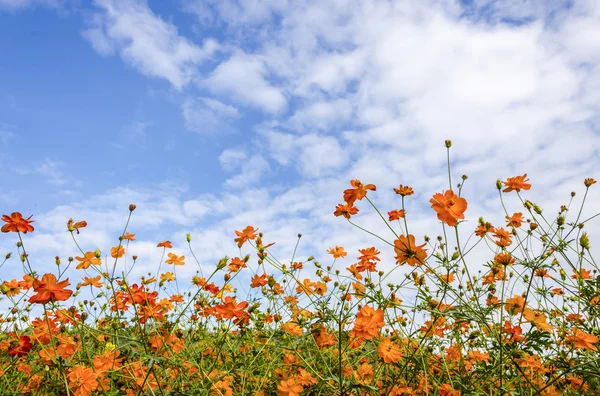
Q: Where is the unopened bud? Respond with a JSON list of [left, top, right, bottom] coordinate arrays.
[[445, 140, 452, 148], [186, 233, 191, 243], [580, 232, 590, 250], [496, 180, 502, 191], [129, 204, 137, 212], [95, 249, 101, 259]]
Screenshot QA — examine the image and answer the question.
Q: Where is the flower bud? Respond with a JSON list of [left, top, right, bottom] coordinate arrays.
[[580, 232, 590, 250], [95, 249, 102, 259], [445, 140, 452, 148], [129, 204, 137, 212], [186, 233, 192, 243], [496, 180, 502, 191]]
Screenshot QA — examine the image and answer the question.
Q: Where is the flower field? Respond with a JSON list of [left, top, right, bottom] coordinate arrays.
[[1, 142, 599, 395]]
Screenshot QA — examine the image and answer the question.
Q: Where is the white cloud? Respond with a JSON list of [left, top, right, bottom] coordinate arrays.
[[202, 52, 287, 114], [224, 154, 270, 188], [260, 130, 348, 178], [0, 0, 58, 11], [83, 0, 219, 89], [219, 148, 247, 171], [182, 97, 240, 134]]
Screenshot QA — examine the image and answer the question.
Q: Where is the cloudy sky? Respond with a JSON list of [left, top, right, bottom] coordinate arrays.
[[1, 0, 599, 293]]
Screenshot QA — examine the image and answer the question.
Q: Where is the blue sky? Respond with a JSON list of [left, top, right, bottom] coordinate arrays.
[[1, 0, 599, 290]]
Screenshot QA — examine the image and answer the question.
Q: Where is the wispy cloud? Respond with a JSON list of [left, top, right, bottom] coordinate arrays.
[[83, 0, 219, 89], [182, 97, 241, 134]]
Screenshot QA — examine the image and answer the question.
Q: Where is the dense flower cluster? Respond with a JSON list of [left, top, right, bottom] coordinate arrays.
[[1, 145, 599, 395]]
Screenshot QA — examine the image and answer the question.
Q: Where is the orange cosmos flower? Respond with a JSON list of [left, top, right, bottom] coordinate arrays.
[[8, 335, 32, 357], [388, 209, 405, 221], [1, 212, 34, 233], [393, 185, 414, 196], [250, 274, 268, 288], [234, 225, 258, 247], [584, 178, 596, 187], [110, 246, 125, 258], [504, 295, 527, 315], [81, 276, 103, 288], [75, 252, 101, 270], [157, 240, 172, 248], [350, 305, 385, 340], [121, 232, 136, 241], [565, 327, 599, 351], [474, 222, 495, 237], [165, 252, 185, 266], [439, 383, 460, 396], [333, 203, 359, 219], [505, 212, 524, 228], [227, 257, 247, 272], [378, 337, 402, 363], [394, 234, 427, 266], [214, 296, 249, 320], [67, 218, 87, 234], [493, 252, 515, 266], [358, 247, 380, 263], [493, 228, 512, 247], [29, 273, 73, 304], [343, 179, 376, 205], [327, 246, 347, 258], [430, 190, 467, 227], [502, 174, 531, 193], [572, 268, 593, 281], [68, 365, 98, 396], [277, 378, 304, 396]]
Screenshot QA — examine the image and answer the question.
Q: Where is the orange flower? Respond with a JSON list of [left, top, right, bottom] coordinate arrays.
[[327, 246, 347, 259], [333, 203, 359, 219], [343, 179, 376, 205], [504, 295, 527, 315], [110, 246, 125, 258], [493, 228, 512, 247], [430, 190, 467, 227], [572, 268, 593, 281], [1, 212, 34, 233], [439, 383, 460, 396], [394, 234, 427, 266], [502, 174, 531, 193], [165, 252, 185, 266], [29, 273, 73, 304], [75, 252, 102, 270], [565, 327, 599, 351], [8, 335, 32, 357], [234, 225, 258, 247], [282, 322, 303, 336], [157, 240, 172, 248], [505, 212, 524, 228], [584, 178, 596, 187], [358, 247, 380, 263], [378, 337, 402, 363], [214, 296, 248, 320], [441, 272, 456, 283], [493, 252, 515, 266], [277, 377, 304, 396], [388, 209, 405, 221], [523, 309, 553, 332], [350, 305, 385, 340], [121, 232, 136, 241], [81, 276, 103, 288], [68, 365, 98, 396], [227, 257, 247, 272], [67, 218, 87, 234], [475, 222, 494, 237], [250, 274, 268, 288], [393, 185, 414, 196]]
